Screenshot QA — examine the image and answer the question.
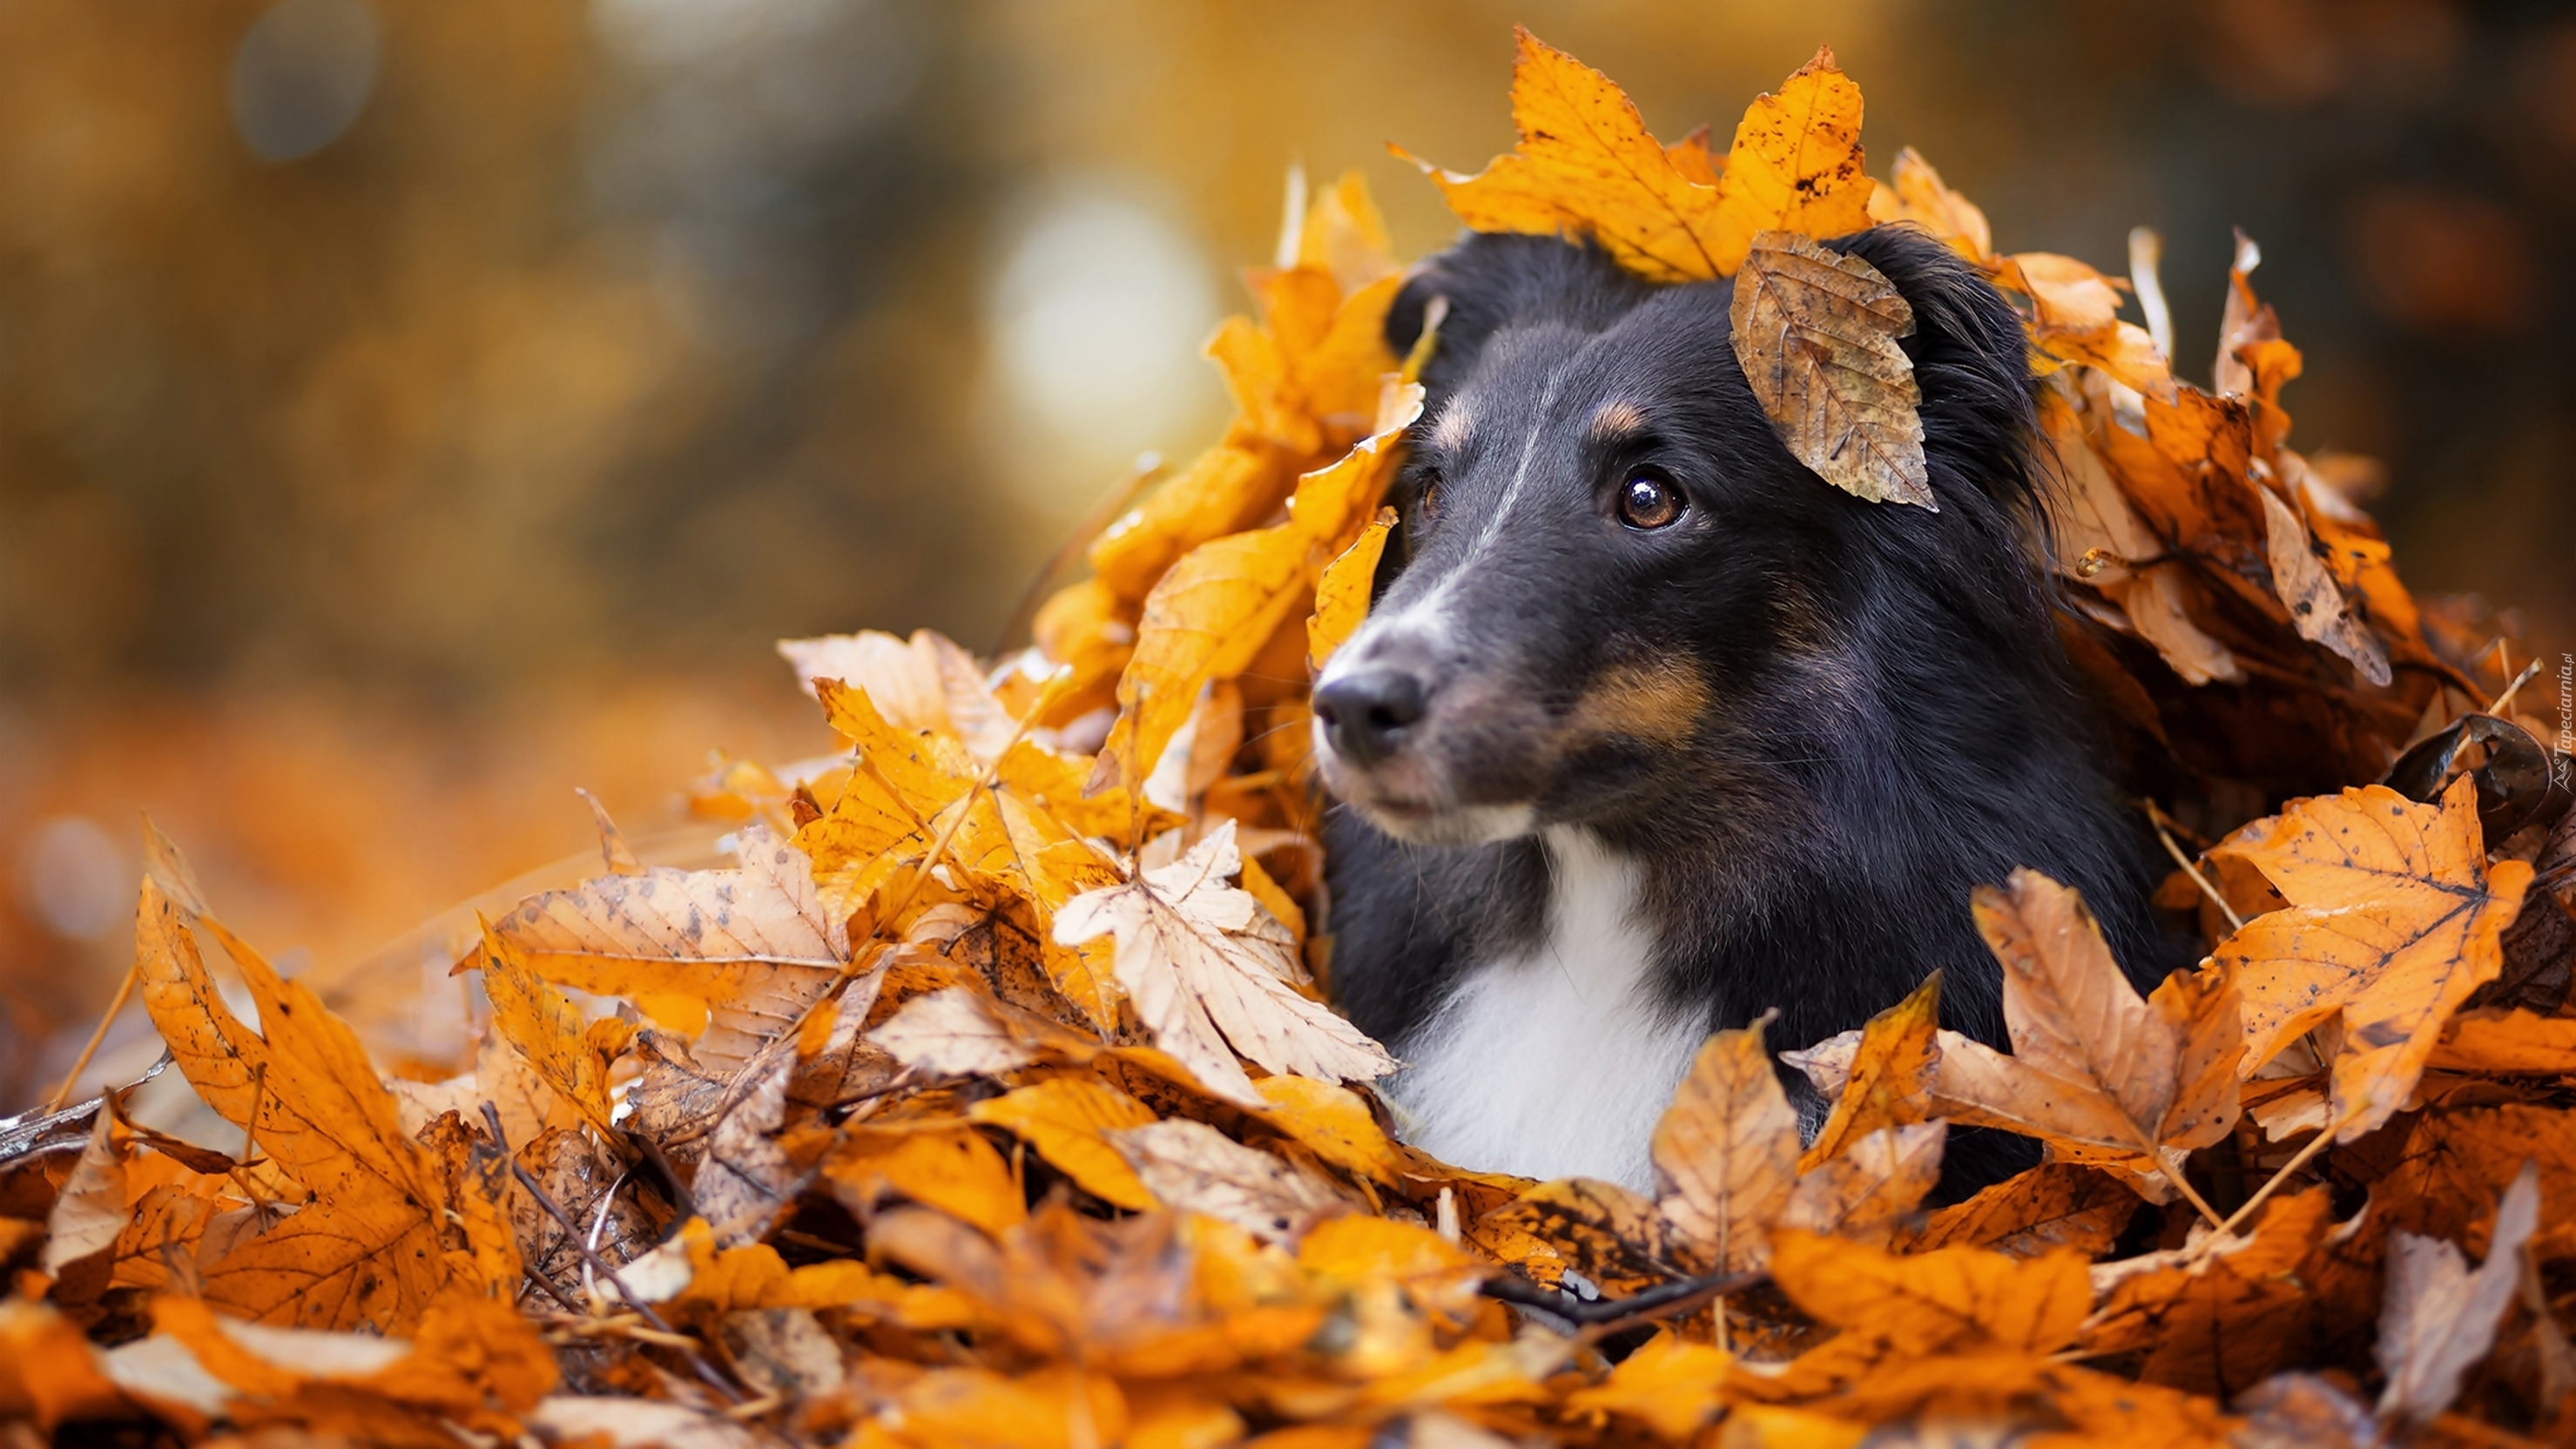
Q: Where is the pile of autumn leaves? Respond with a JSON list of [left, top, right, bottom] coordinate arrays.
[[7, 28, 2576, 1449]]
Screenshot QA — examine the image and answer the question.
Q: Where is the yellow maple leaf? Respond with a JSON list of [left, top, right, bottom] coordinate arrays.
[[1401, 31, 1871, 282], [2215, 776, 2532, 1140], [134, 866, 452, 1331]]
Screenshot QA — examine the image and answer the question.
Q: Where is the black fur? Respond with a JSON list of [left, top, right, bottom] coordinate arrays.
[[1318, 226, 2166, 1196]]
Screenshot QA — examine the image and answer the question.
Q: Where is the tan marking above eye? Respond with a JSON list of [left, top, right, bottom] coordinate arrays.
[[1568, 658, 1709, 744], [1430, 403, 1475, 452], [1588, 400, 1648, 440]]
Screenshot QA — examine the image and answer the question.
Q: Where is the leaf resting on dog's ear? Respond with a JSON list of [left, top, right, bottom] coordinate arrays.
[[1731, 231, 1933, 509]]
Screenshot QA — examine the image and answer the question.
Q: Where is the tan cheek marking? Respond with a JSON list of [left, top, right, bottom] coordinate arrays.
[[1588, 400, 1647, 441], [1569, 658, 1711, 745]]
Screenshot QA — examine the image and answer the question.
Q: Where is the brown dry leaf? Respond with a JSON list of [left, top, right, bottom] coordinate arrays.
[[1768, 1230, 2094, 1356], [42, 1102, 129, 1274], [2215, 777, 2534, 1138], [2377, 1161, 2541, 1421], [1054, 819, 1394, 1108], [1902, 1163, 2138, 1260], [1651, 1017, 1800, 1272], [2256, 483, 2391, 687], [1108, 1119, 1350, 1246], [1778, 1122, 1947, 1247], [1802, 970, 1940, 1169], [493, 821, 846, 1071], [967, 1075, 1161, 1210], [135, 873, 453, 1330], [1478, 1177, 1674, 1296], [1928, 869, 2242, 1172], [1730, 230, 1932, 508], [2074, 1188, 2336, 1398], [2429, 1007, 2576, 1074], [691, 1044, 799, 1247]]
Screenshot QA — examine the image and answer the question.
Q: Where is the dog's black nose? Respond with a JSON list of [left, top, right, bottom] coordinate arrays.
[[1313, 669, 1427, 766]]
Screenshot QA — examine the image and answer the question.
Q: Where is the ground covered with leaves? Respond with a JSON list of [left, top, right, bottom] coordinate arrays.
[[6, 30, 2576, 1449]]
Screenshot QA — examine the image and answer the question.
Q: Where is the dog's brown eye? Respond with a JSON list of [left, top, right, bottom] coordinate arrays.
[[1418, 480, 1442, 522], [1618, 474, 1682, 529]]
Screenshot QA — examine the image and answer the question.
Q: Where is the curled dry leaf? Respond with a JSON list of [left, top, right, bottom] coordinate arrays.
[[1730, 231, 1932, 509], [1054, 820, 1394, 1108], [1307, 506, 1394, 671], [42, 1104, 129, 1276], [1777, 1122, 1947, 1247], [1801, 970, 1940, 1169], [2377, 1161, 2542, 1421], [2256, 483, 2391, 687]]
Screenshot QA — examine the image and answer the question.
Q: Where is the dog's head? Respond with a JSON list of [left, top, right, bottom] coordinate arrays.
[[1312, 225, 2048, 846]]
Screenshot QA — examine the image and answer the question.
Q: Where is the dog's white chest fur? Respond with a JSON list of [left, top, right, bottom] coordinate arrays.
[[1381, 827, 1708, 1192]]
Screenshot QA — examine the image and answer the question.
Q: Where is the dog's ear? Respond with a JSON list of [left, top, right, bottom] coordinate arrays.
[[1821, 225, 2042, 513], [1386, 233, 1654, 395]]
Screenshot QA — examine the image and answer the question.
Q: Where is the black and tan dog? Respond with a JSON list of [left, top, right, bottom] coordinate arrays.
[[1312, 225, 2164, 1196]]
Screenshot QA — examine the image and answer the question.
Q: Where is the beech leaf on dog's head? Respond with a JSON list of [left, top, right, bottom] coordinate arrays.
[[1730, 231, 1933, 509], [1053, 820, 1396, 1108]]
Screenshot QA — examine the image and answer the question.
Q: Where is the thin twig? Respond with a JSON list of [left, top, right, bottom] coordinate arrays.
[[2211, 1126, 2335, 1241], [482, 1105, 744, 1405], [1481, 1268, 1765, 1334], [47, 960, 140, 1113], [2143, 799, 2242, 933], [2490, 658, 2544, 717]]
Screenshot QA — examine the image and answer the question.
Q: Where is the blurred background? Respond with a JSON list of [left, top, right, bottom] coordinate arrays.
[[5, 0, 2573, 1104]]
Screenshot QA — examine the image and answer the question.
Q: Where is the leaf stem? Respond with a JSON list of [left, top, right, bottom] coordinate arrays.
[[2143, 799, 2242, 933], [2156, 1146, 2230, 1231], [2210, 1125, 2334, 1241], [46, 960, 140, 1113]]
